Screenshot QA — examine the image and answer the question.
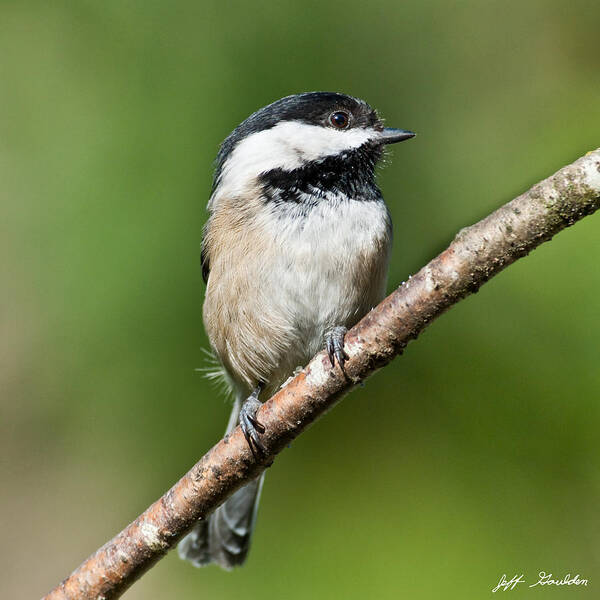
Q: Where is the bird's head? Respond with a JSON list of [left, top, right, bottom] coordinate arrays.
[[210, 92, 414, 205]]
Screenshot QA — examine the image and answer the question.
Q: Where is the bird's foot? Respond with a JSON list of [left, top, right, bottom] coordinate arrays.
[[325, 326, 349, 370], [240, 387, 266, 455]]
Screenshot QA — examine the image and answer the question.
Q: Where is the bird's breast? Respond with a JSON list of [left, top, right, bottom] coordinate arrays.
[[203, 193, 392, 394], [265, 196, 392, 357]]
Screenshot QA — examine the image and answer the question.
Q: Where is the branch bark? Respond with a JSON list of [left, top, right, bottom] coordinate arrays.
[[44, 149, 600, 600]]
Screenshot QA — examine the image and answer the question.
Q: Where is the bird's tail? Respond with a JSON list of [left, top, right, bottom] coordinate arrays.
[[178, 395, 265, 570]]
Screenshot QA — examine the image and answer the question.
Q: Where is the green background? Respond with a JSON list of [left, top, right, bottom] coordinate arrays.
[[1, 1, 599, 598]]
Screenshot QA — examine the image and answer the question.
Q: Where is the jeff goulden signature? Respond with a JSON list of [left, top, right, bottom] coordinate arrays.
[[493, 572, 589, 592]]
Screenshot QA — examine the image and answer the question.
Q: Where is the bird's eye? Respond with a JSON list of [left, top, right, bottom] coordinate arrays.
[[329, 111, 350, 129]]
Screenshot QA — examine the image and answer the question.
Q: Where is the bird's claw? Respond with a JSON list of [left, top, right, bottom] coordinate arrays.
[[326, 326, 349, 370], [240, 390, 266, 455]]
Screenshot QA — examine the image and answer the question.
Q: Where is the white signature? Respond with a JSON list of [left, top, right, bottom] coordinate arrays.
[[492, 572, 589, 592]]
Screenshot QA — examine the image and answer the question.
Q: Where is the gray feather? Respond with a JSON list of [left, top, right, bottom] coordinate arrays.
[[178, 396, 264, 569]]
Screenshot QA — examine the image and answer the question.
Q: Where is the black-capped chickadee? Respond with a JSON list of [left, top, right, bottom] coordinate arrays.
[[178, 92, 414, 569]]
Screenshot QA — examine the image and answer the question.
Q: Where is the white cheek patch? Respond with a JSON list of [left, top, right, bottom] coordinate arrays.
[[214, 121, 379, 201]]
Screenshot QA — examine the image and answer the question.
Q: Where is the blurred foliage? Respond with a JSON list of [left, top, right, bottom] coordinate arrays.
[[1, 1, 599, 598]]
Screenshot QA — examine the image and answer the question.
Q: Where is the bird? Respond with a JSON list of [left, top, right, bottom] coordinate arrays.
[[178, 91, 414, 570]]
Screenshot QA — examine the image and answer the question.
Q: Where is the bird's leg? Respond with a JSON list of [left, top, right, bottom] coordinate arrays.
[[239, 385, 266, 455], [325, 326, 349, 370]]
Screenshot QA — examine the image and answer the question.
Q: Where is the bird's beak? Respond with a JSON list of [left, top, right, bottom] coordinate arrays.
[[379, 128, 416, 144]]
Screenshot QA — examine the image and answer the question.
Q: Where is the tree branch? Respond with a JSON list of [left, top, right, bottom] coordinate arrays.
[[44, 149, 600, 600]]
